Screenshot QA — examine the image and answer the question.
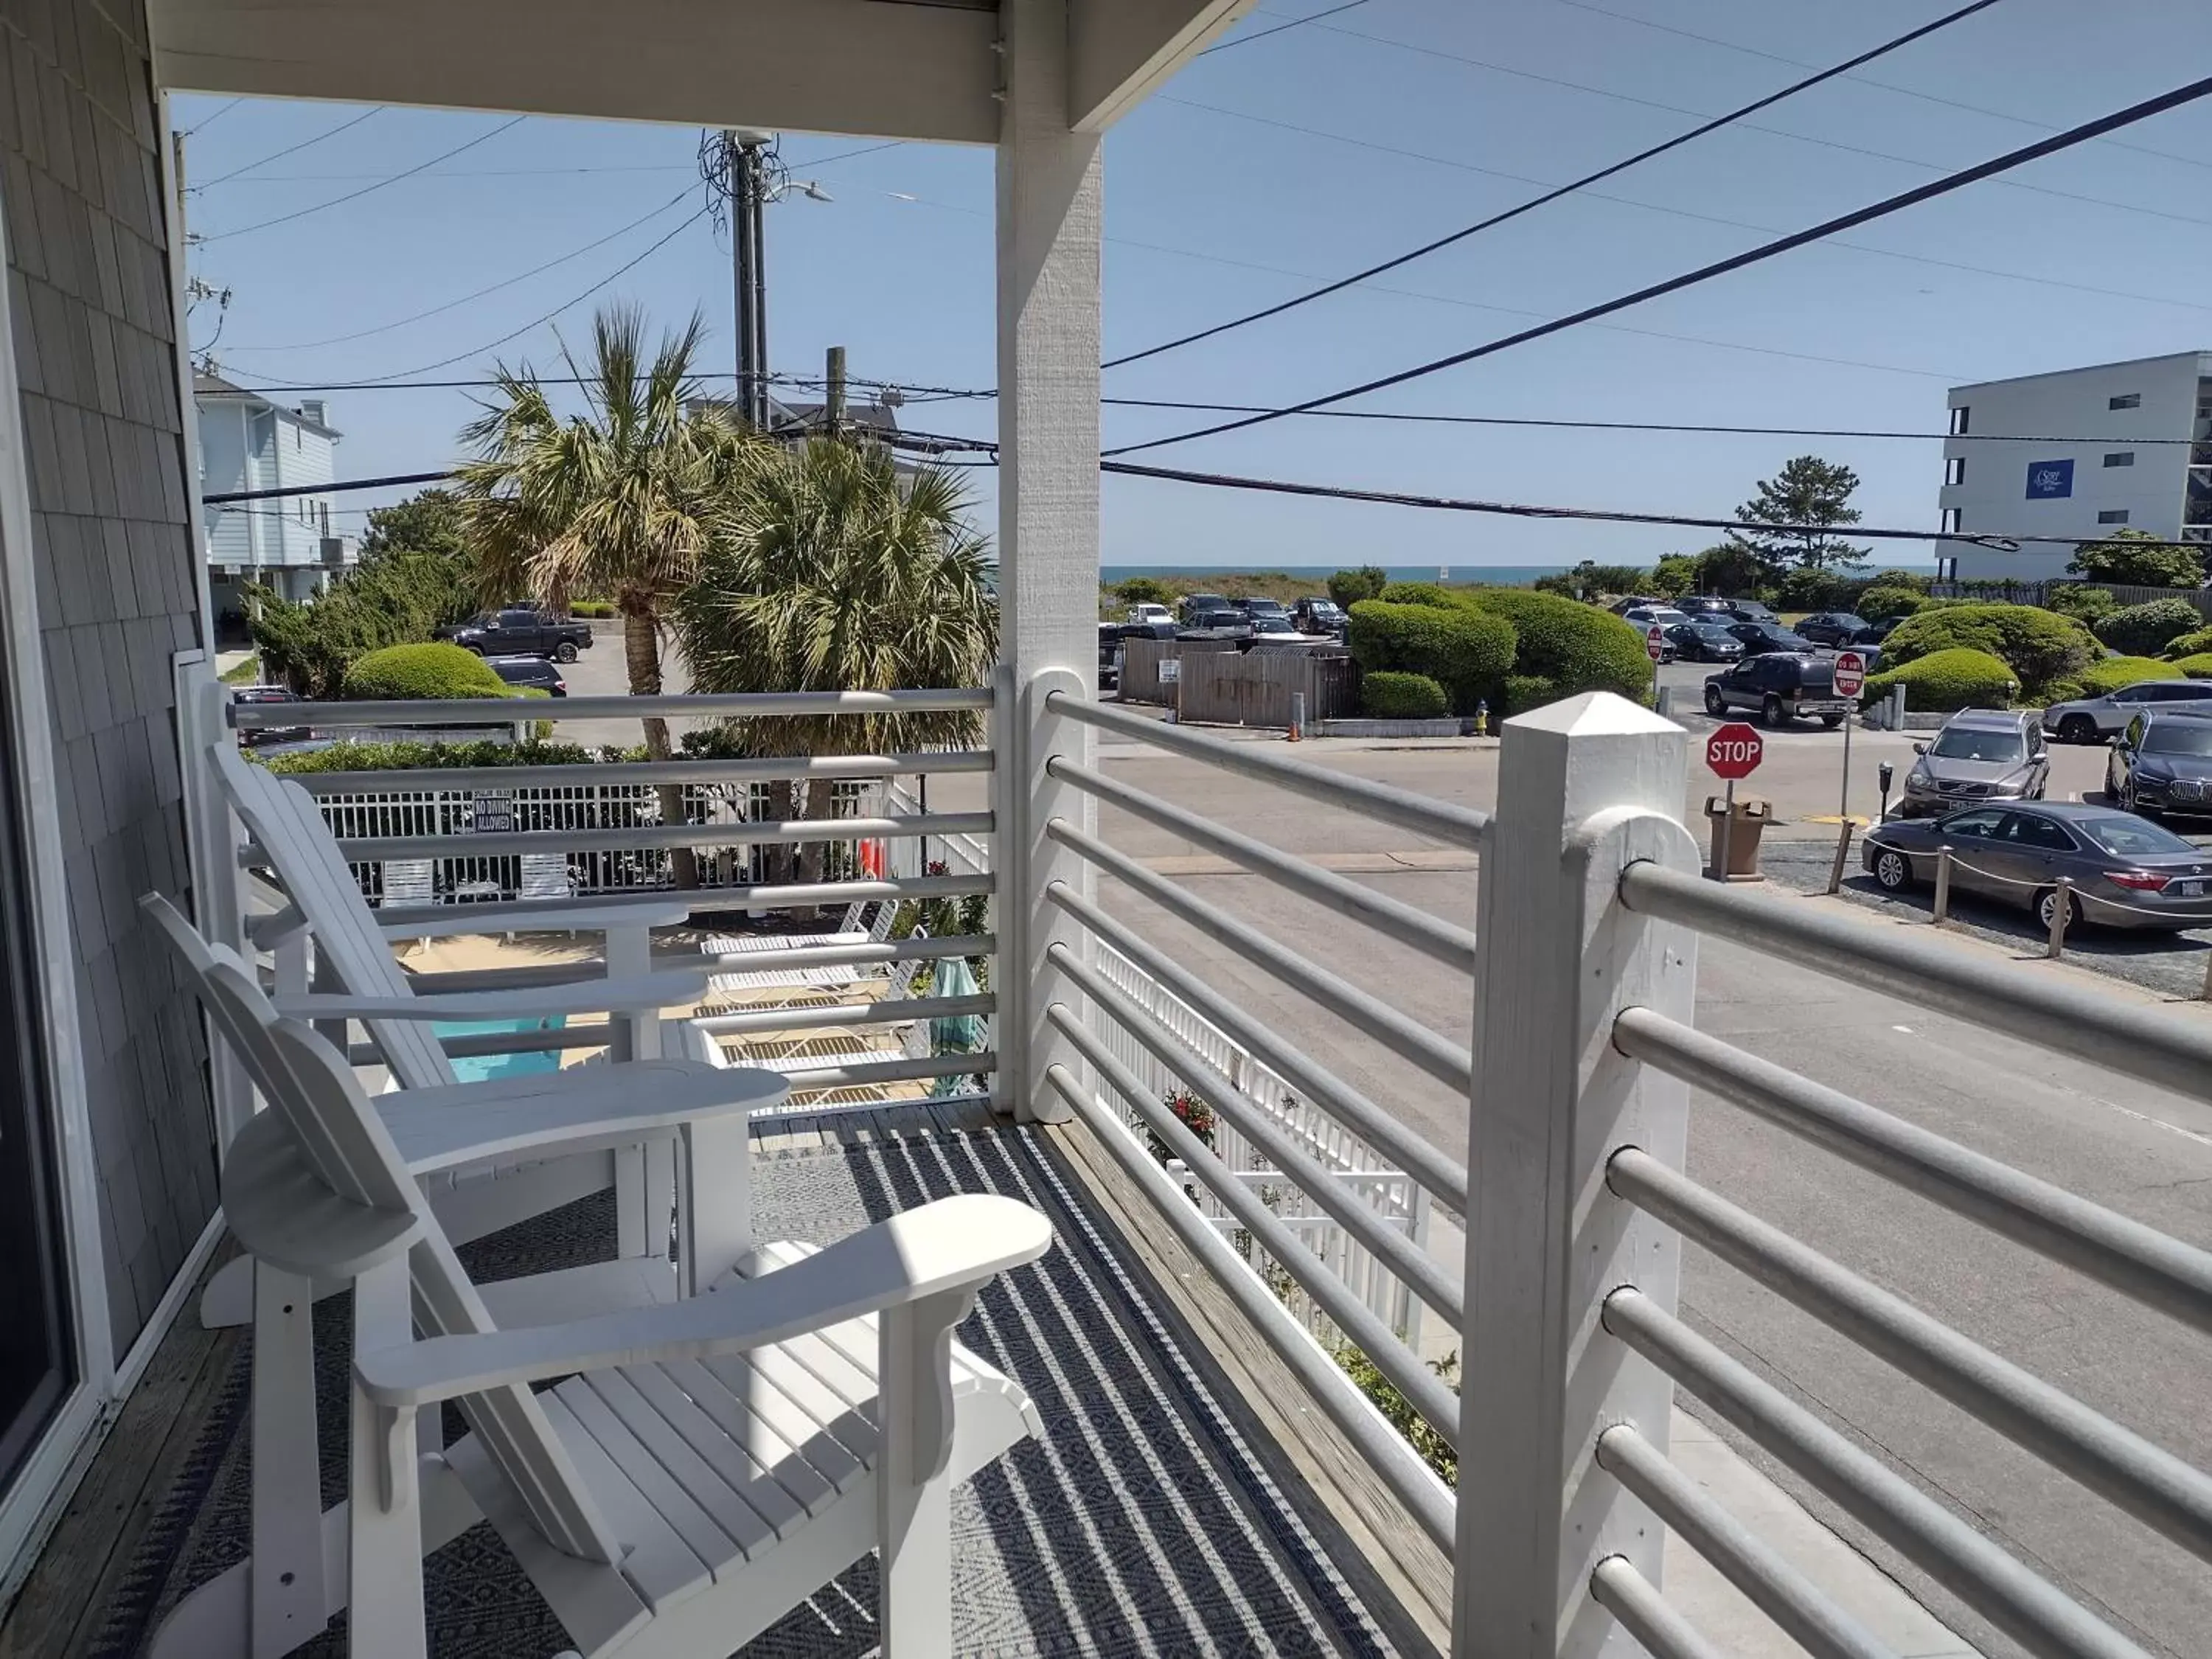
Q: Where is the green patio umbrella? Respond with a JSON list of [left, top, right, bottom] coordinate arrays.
[[928, 953, 984, 1096]]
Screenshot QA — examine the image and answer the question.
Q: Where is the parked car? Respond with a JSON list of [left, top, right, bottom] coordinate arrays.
[[1675, 595, 1738, 618], [2041, 679, 2212, 744], [1796, 612, 1872, 649], [2104, 709, 2212, 819], [1291, 597, 1347, 635], [1233, 597, 1291, 623], [1863, 801, 2212, 931], [439, 605, 594, 662], [1664, 622, 1744, 664], [1178, 592, 1229, 624], [1725, 599, 1780, 625], [1703, 653, 1848, 727], [1852, 616, 1903, 646], [485, 654, 568, 698], [232, 685, 308, 747], [1099, 621, 1124, 687], [1896, 709, 2047, 817], [1181, 608, 1253, 637], [1725, 621, 1815, 657], [1607, 595, 1667, 616], [1124, 602, 1173, 627], [1621, 605, 1689, 631]]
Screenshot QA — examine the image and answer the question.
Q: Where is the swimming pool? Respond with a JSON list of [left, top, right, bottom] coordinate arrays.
[[432, 1015, 567, 1082]]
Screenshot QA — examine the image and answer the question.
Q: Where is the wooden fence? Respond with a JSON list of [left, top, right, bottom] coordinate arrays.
[[1179, 649, 1358, 728], [1932, 578, 2212, 617], [1119, 635, 1236, 705]]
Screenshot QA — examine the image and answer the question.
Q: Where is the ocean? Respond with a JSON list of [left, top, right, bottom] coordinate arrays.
[[1100, 561, 1938, 588]]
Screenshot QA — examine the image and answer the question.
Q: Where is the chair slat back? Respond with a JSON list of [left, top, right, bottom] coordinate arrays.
[[209, 745, 459, 1088], [145, 891, 622, 1566]]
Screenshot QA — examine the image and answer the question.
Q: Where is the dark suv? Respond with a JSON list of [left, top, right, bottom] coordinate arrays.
[[1796, 612, 1871, 648], [1703, 653, 1849, 728], [2105, 709, 2212, 819], [439, 606, 594, 661]]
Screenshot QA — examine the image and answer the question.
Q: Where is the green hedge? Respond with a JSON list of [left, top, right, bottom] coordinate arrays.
[[2164, 626, 2212, 659], [1456, 587, 1655, 712], [1346, 600, 1515, 714], [2094, 598, 2204, 658], [2068, 655, 2174, 699], [341, 641, 513, 701], [1860, 647, 2016, 714], [2172, 653, 2212, 680], [2045, 585, 2116, 625], [1857, 585, 1931, 621], [1359, 671, 1450, 719], [255, 737, 617, 775], [1879, 603, 2092, 698], [568, 599, 616, 619]]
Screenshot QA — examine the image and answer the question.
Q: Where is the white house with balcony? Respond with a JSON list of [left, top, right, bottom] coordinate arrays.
[[195, 370, 355, 617]]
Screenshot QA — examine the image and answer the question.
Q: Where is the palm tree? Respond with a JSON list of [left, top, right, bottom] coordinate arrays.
[[455, 304, 756, 883], [672, 437, 997, 891]]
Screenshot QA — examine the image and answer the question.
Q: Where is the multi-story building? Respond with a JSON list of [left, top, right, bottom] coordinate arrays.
[[194, 371, 354, 620], [1938, 350, 2212, 581]]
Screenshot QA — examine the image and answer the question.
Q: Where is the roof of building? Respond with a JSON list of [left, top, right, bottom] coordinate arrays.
[[1948, 350, 2212, 397], [192, 371, 343, 437]]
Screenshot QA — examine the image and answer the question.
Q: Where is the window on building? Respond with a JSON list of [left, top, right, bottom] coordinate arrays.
[[2104, 452, 2135, 467], [2098, 509, 2131, 525], [1940, 507, 1962, 534], [2110, 393, 2141, 411], [1944, 456, 1965, 486], [1948, 406, 1970, 435]]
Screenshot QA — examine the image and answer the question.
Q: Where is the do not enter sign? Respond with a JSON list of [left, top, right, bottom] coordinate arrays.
[[1833, 650, 1867, 698], [1645, 625, 1667, 662], [1706, 722, 1764, 780]]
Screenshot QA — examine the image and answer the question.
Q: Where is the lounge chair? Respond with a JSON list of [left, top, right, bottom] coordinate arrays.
[[144, 896, 1048, 1659]]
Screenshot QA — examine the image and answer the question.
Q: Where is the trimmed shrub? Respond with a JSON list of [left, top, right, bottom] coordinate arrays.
[[568, 599, 616, 619], [2094, 597, 2204, 658], [341, 641, 512, 701], [1857, 585, 1930, 621], [1457, 587, 1656, 711], [1376, 580, 1455, 608], [1775, 566, 1853, 613], [2164, 626, 2212, 660], [2045, 585, 2116, 625], [256, 737, 613, 775], [1860, 647, 2017, 714], [2173, 653, 2212, 680], [1346, 600, 1516, 714], [1360, 671, 1450, 719], [2070, 655, 2174, 698], [1879, 603, 2094, 698]]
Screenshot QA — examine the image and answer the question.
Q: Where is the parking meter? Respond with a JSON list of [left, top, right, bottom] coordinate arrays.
[[1877, 760, 1894, 824]]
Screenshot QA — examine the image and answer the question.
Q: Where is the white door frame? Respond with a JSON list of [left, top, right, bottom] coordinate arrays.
[[0, 125, 122, 1601]]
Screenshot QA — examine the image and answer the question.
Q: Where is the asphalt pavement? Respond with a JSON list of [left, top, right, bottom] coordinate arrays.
[[1070, 732, 2212, 1659]]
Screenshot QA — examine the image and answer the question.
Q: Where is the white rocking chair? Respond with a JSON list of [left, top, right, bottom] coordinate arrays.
[[145, 895, 1048, 1659]]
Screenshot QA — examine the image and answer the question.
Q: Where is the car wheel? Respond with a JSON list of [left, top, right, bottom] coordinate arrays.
[[1703, 685, 1726, 716], [1873, 849, 1913, 891], [555, 641, 579, 663], [1761, 694, 1789, 728], [1820, 714, 1844, 729], [2058, 714, 2097, 745], [2036, 886, 2080, 933]]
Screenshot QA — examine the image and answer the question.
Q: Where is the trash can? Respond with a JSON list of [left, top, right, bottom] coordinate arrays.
[[1704, 796, 1773, 882]]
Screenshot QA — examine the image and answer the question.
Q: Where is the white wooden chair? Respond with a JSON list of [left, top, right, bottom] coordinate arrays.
[[203, 743, 764, 1322], [145, 900, 1049, 1659]]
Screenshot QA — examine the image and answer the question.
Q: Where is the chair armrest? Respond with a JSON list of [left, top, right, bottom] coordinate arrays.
[[274, 966, 711, 1023], [355, 1193, 1051, 1408], [375, 895, 692, 940]]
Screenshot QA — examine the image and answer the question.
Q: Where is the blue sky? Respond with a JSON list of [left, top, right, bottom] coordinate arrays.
[[173, 0, 2212, 571]]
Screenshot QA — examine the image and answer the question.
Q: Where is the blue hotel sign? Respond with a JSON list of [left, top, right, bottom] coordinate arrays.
[[2025, 459, 2075, 500]]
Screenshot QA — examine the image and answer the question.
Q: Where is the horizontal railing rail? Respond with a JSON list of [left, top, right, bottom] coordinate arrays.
[[691, 993, 995, 1037], [282, 750, 995, 795], [298, 811, 995, 863], [1048, 689, 1491, 850], [230, 687, 996, 728]]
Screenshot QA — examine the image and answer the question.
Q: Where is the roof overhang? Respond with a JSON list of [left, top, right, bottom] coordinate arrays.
[[148, 0, 1259, 142]]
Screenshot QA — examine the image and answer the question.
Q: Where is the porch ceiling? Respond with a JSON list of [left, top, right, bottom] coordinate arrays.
[[147, 0, 1259, 142]]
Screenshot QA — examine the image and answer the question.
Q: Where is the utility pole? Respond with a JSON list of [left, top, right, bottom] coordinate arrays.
[[725, 131, 767, 430], [824, 345, 846, 436]]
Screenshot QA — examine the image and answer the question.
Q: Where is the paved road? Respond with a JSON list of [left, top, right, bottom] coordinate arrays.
[[1067, 735, 2212, 1659]]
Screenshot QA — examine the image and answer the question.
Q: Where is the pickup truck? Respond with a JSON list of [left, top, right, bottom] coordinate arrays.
[[438, 606, 595, 661]]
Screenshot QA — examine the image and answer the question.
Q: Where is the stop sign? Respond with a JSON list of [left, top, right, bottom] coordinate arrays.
[[1646, 624, 1667, 662], [1706, 721, 1764, 780], [1833, 650, 1867, 698]]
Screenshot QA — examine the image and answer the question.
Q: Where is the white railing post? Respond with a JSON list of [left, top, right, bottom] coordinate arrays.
[[1456, 692, 1702, 1657], [994, 664, 1091, 1123], [175, 657, 256, 1158]]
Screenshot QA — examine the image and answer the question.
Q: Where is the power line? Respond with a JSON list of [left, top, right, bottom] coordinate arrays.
[[1108, 0, 2006, 369], [181, 97, 247, 139], [221, 187, 696, 352], [1198, 0, 1371, 55], [1306, 15, 2212, 232], [1159, 95, 2212, 321], [191, 107, 385, 189], [197, 116, 528, 242], [1105, 69, 2212, 457], [1548, 0, 2212, 177]]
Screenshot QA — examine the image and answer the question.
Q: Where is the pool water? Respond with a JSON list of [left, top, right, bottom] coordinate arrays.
[[434, 1015, 567, 1082]]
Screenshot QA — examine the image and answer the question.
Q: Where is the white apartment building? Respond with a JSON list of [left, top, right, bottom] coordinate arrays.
[[194, 372, 355, 621], [1938, 350, 2212, 582]]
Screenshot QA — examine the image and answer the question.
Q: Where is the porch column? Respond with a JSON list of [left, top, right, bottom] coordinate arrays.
[[994, 0, 1102, 1124]]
